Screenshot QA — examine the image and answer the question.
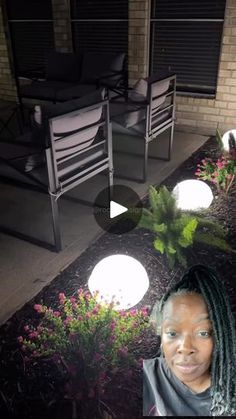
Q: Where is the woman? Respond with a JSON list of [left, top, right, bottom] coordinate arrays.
[[143, 265, 236, 416]]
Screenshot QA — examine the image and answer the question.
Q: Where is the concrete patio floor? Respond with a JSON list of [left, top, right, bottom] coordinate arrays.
[[0, 128, 208, 325]]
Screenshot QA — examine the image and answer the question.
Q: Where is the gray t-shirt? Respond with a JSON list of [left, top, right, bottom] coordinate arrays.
[[143, 356, 211, 416]]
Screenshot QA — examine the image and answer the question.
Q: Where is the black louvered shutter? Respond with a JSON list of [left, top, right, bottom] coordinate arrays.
[[70, 0, 128, 56], [150, 0, 226, 95], [6, 0, 54, 77]]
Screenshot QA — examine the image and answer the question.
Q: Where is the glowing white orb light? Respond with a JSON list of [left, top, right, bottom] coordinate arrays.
[[173, 179, 213, 211], [222, 129, 236, 152], [88, 254, 149, 310]]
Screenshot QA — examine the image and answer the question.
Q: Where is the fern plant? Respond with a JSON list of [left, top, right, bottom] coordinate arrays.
[[139, 185, 232, 268]]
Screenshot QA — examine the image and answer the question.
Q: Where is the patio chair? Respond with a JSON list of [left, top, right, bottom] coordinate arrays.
[[110, 72, 176, 182], [18, 51, 127, 105], [0, 89, 113, 251]]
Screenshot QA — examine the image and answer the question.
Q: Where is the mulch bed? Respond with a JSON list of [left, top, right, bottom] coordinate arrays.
[[0, 136, 235, 419]]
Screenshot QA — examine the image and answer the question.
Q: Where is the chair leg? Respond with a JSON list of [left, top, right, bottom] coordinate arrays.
[[50, 194, 62, 252], [142, 139, 148, 183], [167, 123, 174, 161]]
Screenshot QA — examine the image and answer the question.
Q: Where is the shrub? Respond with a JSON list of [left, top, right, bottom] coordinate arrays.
[[18, 290, 149, 416], [139, 185, 232, 268], [195, 155, 236, 194]]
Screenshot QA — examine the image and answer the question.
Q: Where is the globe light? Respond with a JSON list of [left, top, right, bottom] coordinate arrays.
[[88, 254, 149, 310], [173, 179, 213, 211], [222, 129, 236, 152]]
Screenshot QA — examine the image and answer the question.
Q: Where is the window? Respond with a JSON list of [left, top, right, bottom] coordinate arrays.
[[70, 0, 128, 55], [150, 0, 226, 96], [6, 0, 54, 77]]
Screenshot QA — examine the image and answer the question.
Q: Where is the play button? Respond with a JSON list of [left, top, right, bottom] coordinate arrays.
[[110, 201, 128, 219], [93, 184, 143, 234]]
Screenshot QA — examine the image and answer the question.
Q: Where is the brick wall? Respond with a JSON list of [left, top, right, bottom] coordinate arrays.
[[1, 0, 235, 133], [128, 0, 150, 86], [52, 0, 72, 52], [0, 5, 17, 101]]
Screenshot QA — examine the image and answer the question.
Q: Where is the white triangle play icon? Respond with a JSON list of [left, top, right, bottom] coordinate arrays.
[[110, 200, 128, 219]]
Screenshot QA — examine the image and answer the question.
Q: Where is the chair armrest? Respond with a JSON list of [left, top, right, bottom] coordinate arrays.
[[96, 70, 124, 87], [111, 96, 148, 107]]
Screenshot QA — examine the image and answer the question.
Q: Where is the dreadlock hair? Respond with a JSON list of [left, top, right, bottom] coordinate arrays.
[[158, 264, 236, 416]]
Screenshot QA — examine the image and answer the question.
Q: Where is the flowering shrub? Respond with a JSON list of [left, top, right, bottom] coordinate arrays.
[[195, 156, 236, 194], [18, 289, 149, 408]]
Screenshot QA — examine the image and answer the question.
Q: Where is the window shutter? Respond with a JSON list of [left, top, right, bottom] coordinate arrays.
[[150, 0, 226, 95], [6, 0, 54, 77], [70, 0, 128, 55]]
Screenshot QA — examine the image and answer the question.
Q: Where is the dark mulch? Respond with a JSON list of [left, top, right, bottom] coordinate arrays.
[[0, 137, 235, 419]]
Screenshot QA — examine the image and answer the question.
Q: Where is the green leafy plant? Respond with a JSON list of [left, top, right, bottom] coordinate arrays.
[[195, 155, 236, 194], [18, 290, 149, 417], [139, 185, 232, 268]]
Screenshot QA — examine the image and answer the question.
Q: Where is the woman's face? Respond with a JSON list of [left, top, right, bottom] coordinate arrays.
[[161, 293, 214, 392]]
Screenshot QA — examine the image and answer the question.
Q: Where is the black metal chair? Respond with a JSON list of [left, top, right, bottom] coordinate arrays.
[[110, 72, 176, 182], [0, 90, 113, 251]]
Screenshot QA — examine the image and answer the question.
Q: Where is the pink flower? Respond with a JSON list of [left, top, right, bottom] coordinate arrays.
[[84, 292, 91, 301], [92, 307, 99, 315], [17, 336, 24, 343], [77, 288, 83, 295], [24, 325, 30, 332], [216, 161, 225, 169], [86, 312, 92, 319], [64, 316, 72, 326], [34, 304, 44, 313], [36, 326, 43, 333], [70, 297, 76, 304], [53, 311, 61, 317], [141, 307, 149, 316], [110, 321, 116, 331], [29, 331, 38, 339], [77, 315, 83, 321], [59, 293, 65, 303], [130, 309, 137, 316]]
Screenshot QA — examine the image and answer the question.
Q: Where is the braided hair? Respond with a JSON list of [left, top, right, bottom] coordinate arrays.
[[158, 264, 236, 416]]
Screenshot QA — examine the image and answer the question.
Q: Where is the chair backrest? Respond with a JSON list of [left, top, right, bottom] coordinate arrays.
[[80, 52, 126, 84], [46, 52, 82, 83], [147, 73, 176, 137], [46, 99, 111, 194]]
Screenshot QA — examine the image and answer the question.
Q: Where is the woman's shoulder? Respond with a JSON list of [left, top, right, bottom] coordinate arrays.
[[143, 356, 166, 379]]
